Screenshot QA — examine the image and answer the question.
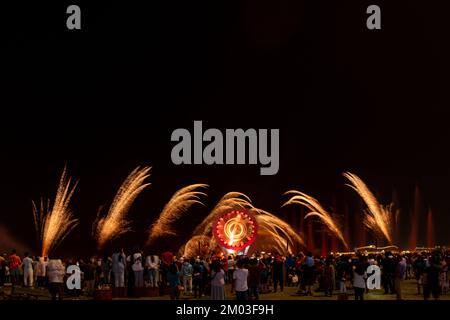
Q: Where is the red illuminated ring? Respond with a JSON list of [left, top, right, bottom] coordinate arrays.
[[213, 208, 257, 251]]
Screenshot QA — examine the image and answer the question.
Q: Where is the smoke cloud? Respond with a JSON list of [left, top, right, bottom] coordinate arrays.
[[0, 224, 30, 255]]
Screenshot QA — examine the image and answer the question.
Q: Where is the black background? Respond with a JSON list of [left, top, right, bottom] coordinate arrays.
[[1, 1, 449, 256]]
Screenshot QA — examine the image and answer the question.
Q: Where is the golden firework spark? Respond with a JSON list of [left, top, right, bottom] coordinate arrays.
[[94, 166, 151, 249], [181, 192, 304, 257], [252, 209, 304, 254], [282, 190, 348, 248], [193, 192, 254, 237], [343, 172, 393, 244], [147, 184, 208, 244], [32, 167, 79, 258], [179, 235, 211, 258]]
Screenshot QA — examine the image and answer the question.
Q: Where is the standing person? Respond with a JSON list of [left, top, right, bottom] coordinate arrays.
[[285, 254, 296, 287], [46, 259, 65, 300], [35, 256, 48, 288], [233, 259, 249, 300], [406, 256, 413, 280], [336, 255, 348, 295], [414, 254, 426, 295], [440, 258, 448, 295], [322, 257, 335, 297], [265, 255, 273, 291], [181, 258, 193, 295], [381, 253, 396, 294], [248, 258, 265, 300], [394, 256, 407, 300], [227, 255, 235, 284], [445, 256, 450, 294], [9, 249, 22, 286], [22, 252, 34, 287], [272, 253, 284, 293], [192, 258, 204, 298], [302, 252, 315, 296], [353, 261, 367, 301], [101, 253, 112, 285], [145, 254, 160, 288], [167, 263, 181, 300], [160, 252, 173, 295], [132, 250, 144, 290], [80, 258, 96, 296], [95, 258, 104, 288], [210, 263, 226, 300], [175, 257, 183, 271], [0, 253, 6, 286], [423, 254, 442, 300], [295, 253, 305, 295], [32, 256, 38, 287], [127, 254, 135, 297], [260, 259, 269, 294], [112, 249, 126, 288], [201, 257, 210, 295]]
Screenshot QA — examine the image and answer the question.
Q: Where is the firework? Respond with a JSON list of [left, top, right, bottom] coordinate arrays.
[[148, 184, 208, 244], [182, 209, 303, 257], [32, 167, 79, 257], [213, 209, 258, 250], [282, 190, 348, 249], [94, 166, 151, 249], [193, 192, 254, 237], [252, 209, 304, 254], [343, 172, 393, 244], [180, 192, 304, 257], [179, 235, 211, 257]]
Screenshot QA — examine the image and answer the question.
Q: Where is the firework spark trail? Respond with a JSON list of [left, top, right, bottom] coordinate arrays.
[[148, 184, 208, 244], [32, 198, 47, 247], [94, 166, 151, 249], [193, 192, 254, 237], [251, 230, 287, 254], [252, 209, 305, 254], [282, 190, 348, 249], [183, 192, 304, 257], [179, 235, 211, 258], [32, 167, 79, 258], [179, 236, 221, 258], [343, 172, 393, 244]]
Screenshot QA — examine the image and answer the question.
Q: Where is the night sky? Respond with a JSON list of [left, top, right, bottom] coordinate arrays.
[[1, 1, 449, 257]]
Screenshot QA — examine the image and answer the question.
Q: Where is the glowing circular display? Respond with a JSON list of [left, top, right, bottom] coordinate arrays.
[[213, 209, 257, 251]]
